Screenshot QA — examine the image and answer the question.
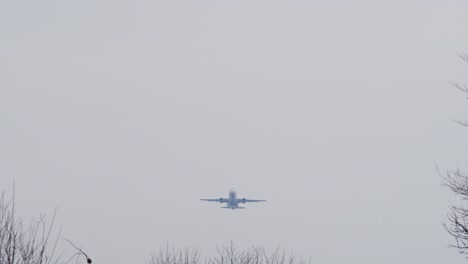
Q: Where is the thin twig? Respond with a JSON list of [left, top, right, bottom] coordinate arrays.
[[63, 238, 92, 264]]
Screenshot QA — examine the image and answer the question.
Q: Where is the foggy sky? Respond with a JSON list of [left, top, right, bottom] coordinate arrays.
[[1, 1, 468, 264]]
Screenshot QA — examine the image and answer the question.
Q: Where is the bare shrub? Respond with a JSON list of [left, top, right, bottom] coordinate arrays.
[[0, 191, 60, 264], [148, 242, 310, 264]]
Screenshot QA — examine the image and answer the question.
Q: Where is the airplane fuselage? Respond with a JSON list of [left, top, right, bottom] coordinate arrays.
[[227, 189, 238, 209]]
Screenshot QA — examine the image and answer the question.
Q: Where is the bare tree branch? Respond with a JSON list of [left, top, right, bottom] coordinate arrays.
[[458, 52, 468, 63], [63, 238, 92, 264], [442, 55, 468, 258], [0, 190, 61, 264]]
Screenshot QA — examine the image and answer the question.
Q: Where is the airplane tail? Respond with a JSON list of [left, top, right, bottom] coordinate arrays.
[[221, 207, 245, 209]]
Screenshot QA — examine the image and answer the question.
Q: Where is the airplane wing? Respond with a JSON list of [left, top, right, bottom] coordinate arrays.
[[200, 198, 228, 203], [237, 198, 266, 203]]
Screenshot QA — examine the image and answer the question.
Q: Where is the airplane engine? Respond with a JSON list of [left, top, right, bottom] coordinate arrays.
[[242, 198, 246, 203], [219, 198, 223, 203]]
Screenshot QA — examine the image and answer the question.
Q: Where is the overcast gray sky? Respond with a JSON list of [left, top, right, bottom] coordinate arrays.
[[1, 1, 468, 263]]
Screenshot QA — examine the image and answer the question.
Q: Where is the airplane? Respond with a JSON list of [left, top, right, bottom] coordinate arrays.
[[200, 188, 266, 210]]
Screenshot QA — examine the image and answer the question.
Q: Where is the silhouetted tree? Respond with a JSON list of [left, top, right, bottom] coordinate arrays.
[[442, 52, 468, 257]]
